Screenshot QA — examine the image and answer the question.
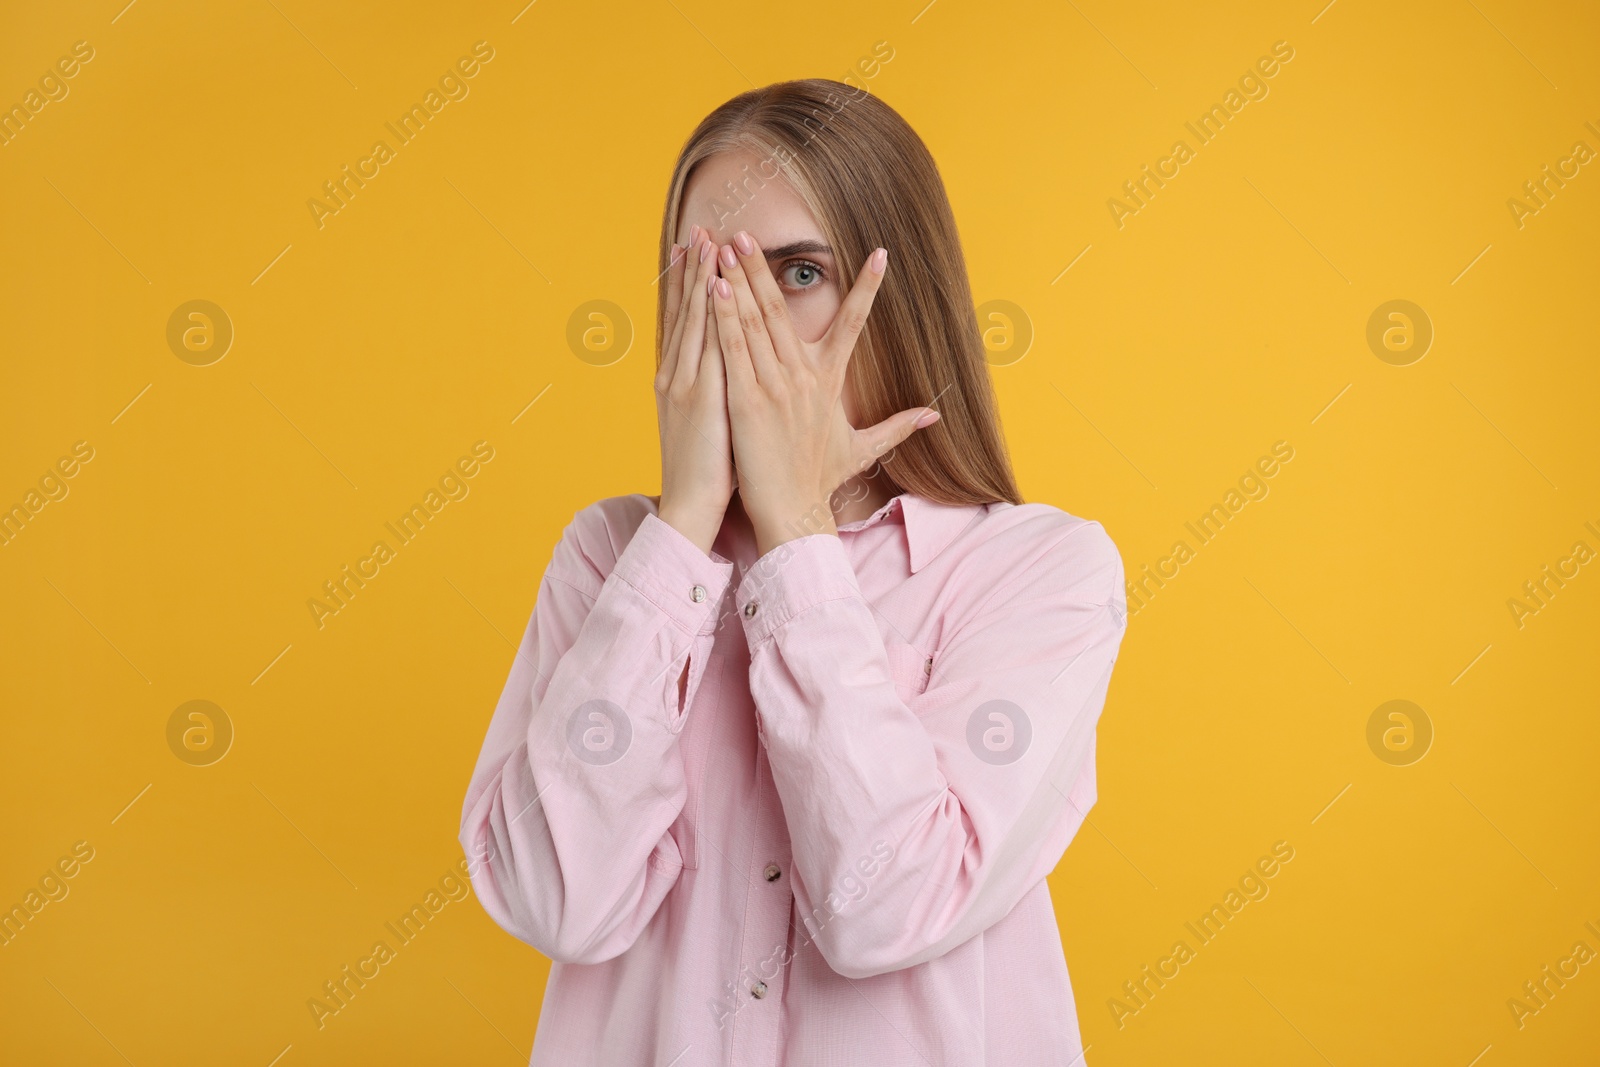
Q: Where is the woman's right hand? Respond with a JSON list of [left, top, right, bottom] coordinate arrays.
[[655, 227, 735, 555]]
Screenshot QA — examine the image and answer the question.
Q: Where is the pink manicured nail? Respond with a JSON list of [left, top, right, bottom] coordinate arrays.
[[716, 278, 732, 299], [719, 245, 737, 269], [688, 224, 701, 245], [734, 232, 754, 255], [915, 408, 940, 428], [700, 240, 715, 263], [870, 247, 888, 274]]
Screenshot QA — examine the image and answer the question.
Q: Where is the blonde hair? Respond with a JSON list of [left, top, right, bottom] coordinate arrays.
[[655, 78, 1022, 508]]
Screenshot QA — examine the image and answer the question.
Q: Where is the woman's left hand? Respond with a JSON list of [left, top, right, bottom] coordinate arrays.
[[710, 234, 941, 556]]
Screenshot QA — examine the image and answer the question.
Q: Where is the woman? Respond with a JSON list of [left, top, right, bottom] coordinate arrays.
[[461, 78, 1127, 1065]]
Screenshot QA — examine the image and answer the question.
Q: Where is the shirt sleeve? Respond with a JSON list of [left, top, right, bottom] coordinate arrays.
[[459, 506, 735, 965], [736, 519, 1127, 980]]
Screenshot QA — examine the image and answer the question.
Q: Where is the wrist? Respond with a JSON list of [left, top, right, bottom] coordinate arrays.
[[750, 494, 838, 557], [658, 498, 726, 556]]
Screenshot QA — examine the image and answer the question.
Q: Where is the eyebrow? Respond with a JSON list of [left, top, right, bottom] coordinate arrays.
[[763, 240, 832, 260]]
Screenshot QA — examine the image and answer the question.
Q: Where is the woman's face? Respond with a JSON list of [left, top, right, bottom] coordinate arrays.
[[676, 148, 861, 424]]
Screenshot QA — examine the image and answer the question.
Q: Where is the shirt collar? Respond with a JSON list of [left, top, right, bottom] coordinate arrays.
[[838, 492, 989, 574]]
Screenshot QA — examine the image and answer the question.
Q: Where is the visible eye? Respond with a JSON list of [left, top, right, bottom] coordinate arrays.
[[779, 259, 826, 291]]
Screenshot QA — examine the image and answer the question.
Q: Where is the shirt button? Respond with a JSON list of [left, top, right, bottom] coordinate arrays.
[[750, 981, 768, 999], [924, 656, 933, 675], [764, 863, 782, 882], [743, 602, 758, 618], [691, 584, 707, 603]]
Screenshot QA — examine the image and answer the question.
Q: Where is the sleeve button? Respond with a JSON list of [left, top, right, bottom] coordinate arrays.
[[691, 584, 707, 603]]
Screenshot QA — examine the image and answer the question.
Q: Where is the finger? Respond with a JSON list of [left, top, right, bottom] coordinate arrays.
[[699, 251, 724, 372], [667, 227, 706, 363], [677, 225, 704, 322], [857, 404, 939, 463], [700, 260, 717, 367], [714, 291, 755, 418], [658, 241, 690, 384], [662, 237, 690, 337], [700, 289, 727, 389], [676, 237, 714, 386], [700, 301, 739, 492], [718, 241, 779, 384], [711, 270, 757, 389], [729, 231, 802, 363], [661, 253, 696, 393], [823, 246, 888, 369]]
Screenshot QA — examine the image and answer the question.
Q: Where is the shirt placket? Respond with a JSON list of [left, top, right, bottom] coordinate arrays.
[[728, 740, 795, 1064]]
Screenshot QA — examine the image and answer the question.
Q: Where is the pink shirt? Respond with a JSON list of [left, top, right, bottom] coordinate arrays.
[[460, 491, 1127, 1065]]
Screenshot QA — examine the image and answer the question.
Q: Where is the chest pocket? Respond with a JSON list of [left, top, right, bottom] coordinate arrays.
[[667, 652, 728, 870], [883, 639, 936, 705]]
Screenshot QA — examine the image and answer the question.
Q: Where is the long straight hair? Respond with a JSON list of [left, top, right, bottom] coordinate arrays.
[[655, 79, 1023, 508]]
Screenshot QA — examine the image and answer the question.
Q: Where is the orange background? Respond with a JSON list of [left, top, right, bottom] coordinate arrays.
[[1, 0, 1596, 1064]]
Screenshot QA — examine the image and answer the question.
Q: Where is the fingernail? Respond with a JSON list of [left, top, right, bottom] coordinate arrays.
[[716, 278, 732, 299], [689, 224, 701, 245], [720, 245, 738, 269], [734, 232, 754, 255], [707, 270, 717, 294], [870, 247, 888, 274], [915, 408, 940, 428], [700, 240, 715, 263]]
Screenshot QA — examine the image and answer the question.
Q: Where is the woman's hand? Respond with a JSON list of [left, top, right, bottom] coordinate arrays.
[[710, 234, 940, 556], [655, 227, 736, 555]]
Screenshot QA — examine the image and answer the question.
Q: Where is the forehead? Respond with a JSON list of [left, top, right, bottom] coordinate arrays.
[[677, 147, 824, 248]]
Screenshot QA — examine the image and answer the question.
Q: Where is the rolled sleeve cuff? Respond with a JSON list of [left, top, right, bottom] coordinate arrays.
[[611, 512, 735, 636], [736, 532, 861, 648]]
